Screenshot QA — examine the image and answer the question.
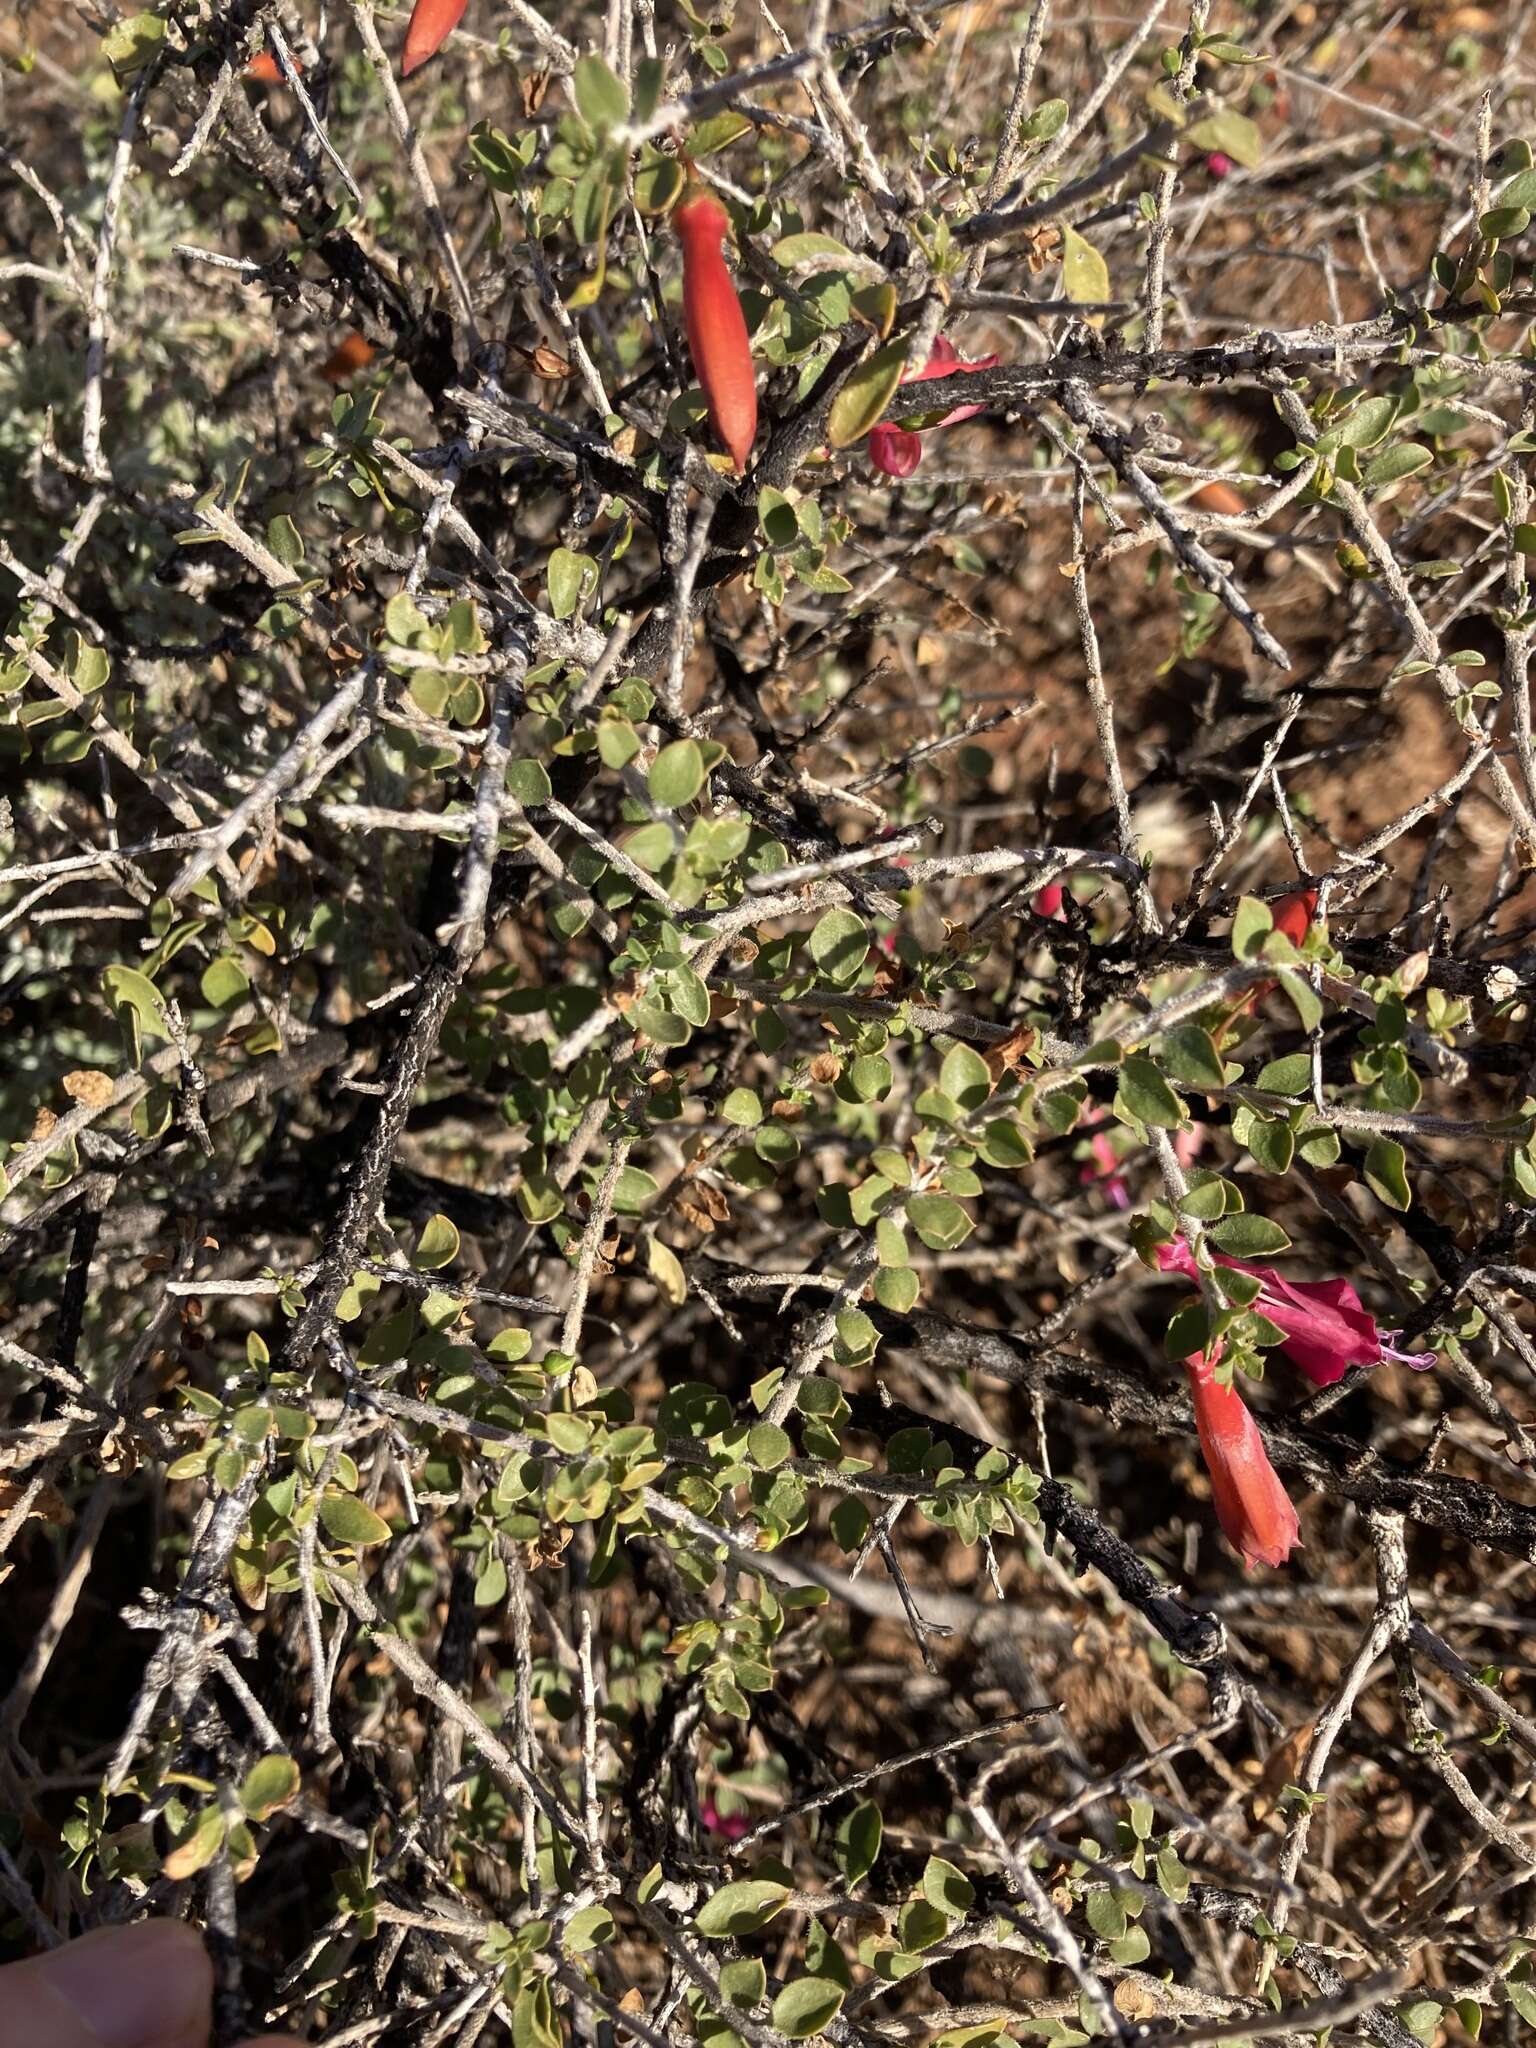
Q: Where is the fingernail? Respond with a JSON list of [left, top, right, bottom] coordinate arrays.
[[37, 1921, 212, 2048]]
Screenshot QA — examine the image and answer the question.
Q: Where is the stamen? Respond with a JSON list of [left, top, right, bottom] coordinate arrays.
[[1381, 1332, 1436, 1371]]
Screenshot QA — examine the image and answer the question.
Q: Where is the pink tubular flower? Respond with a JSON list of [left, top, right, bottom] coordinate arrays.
[[868, 336, 999, 478], [1080, 1130, 1130, 1210], [1033, 882, 1065, 920], [1173, 1125, 1204, 1171], [1185, 1347, 1300, 1570], [1157, 1236, 1435, 1388], [700, 1801, 748, 1841]]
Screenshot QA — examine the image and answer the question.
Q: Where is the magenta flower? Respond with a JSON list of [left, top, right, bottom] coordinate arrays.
[[868, 336, 999, 478], [1081, 1130, 1130, 1210], [1205, 151, 1234, 180], [1157, 1237, 1435, 1388], [700, 1800, 748, 1841], [1173, 1125, 1204, 1171], [1033, 881, 1065, 920]]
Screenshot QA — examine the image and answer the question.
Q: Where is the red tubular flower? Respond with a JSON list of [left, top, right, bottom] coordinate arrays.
[[1271, 886, 1318, 948], [1158, 1236, 1435, 1388], [868, 336, 999, 478], [1032, 881, 1065, 920], [675, 185, 757, 475], [401, 0, 467, 76], [247, 48, 296, 83], [1185, 1348, 1300, 1570]]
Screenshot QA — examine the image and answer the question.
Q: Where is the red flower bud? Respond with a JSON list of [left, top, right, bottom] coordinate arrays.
[[1222, 884, 1319, 1033], [402, 0, 467, 76], [321, 331, 376, 383], [247, 49, 288, 83], [1185, 1350, 1300, 1570], [1271, 885, 1318, 947], [675, 186, 757, 475]]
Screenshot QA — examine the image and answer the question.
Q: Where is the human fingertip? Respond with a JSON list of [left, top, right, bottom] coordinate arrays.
[[23, 1919, 211, 2048]]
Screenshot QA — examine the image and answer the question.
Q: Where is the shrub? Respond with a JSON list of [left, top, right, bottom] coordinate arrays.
[[4, 3, 1536, 2043]]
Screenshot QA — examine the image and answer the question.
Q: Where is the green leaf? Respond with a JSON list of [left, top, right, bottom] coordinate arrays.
[[1187, 108, 1262, 168], [772, 232, 861, 270], [1365, 1135, 1411, 1211], [1115, 1055, 1185, 1130], [723, 1087, 763, 1127], [690, 110, 753, 156], [827, 339, 909, 450], [102, 9, 165, 75], [1085, 1888, 1127, 1940], [564, 1903, 616, 1952], [771, 1981, 846, 2039], [1207, 1214, 1291, 1256], [807, 907, 869, 984], [649, 739, 707, 808], [897, 1898, 952, 1952], [548, 546, 596, 620], [720, 1959, 768, 2009], [1022, 97, 1069, 140], [835, 1800, 883, 1886], [239, 1753, 301, 1821], [1246, 1113, 1296, 1175], [512, 1978, 561, 2048], [507, 758, 553, 805], [623, 821, 676, 872], [748, 1423, 792, 1468], [922, 1856, 975, 1917], [978, 1118, 1033, 1169], [874, 1267, 920, 1311], [161, 1803, 226, 1879], [907, 1192, 973, 1251], [1060, 225, 1110, 308], [939, 1042, 991, 1112], [1275, 967, 1323, 1033], [415, 1212, 461, 1269], [1480, 204, 1530, 241], [1399, 2002, 1442, 2043], [103, 964, 167, 1038], [266, 513, 304, 567], [612, 1165, 661, 1213], [319, 1492, 393, 1548], [1165, 1301, 1211, 1362], [200, 955, 250, 1009], [384, 592, 430, 645], [830, 1495, 872, 1549], [1109, 1926, 1152, 1966], [635, 151, 685, 215], [1257, 1053, 1312, 1095], [695, 1880, 791, 1937], [1364, 443, 1433, 489], [572, 52, 629, 132], [1160, 1024, 1227, 1090], [475, 1551, 509, 1605], [1230, 896, 1272, 959], [846, 1052, 893, 1102]]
